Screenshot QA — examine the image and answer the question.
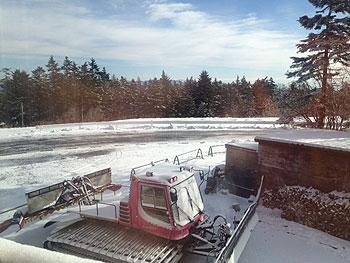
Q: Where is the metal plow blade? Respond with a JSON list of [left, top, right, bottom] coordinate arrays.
[[25, 182, 65, 214], [84, 168, 112, 189], [25, 168, 112, 215]]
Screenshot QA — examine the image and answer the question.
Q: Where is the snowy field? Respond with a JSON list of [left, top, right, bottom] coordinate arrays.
[[0, 117, 349, 263], [0, 117, 283, 217], [0, 117, 281, 142]]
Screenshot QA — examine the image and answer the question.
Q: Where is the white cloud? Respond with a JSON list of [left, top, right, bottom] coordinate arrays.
[[0, 0, 300, 75], [147, 2, 195, 22]]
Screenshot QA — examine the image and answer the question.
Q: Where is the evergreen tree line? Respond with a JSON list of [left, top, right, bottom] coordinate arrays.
[[0, 56, 283, 126], [1, 0, 350, 129]]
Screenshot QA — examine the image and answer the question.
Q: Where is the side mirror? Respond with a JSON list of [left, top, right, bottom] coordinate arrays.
[[199, 171, 205, 181], [170, 188, 178, 203]]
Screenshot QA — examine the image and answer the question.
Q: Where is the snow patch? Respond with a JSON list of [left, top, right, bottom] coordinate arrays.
[[0, 238, 101, 263]]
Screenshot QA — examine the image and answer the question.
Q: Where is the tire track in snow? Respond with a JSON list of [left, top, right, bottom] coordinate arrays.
[[68, 150, 123, 176]]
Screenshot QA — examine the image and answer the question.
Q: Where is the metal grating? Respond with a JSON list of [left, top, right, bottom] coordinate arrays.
[[46, 219, 183, 263]]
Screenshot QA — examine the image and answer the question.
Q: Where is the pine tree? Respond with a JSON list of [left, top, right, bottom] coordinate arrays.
[[100, 67, 110, 82], [110, 75, 125, 119], [0, 68, 12, 123], [236, 77, 256, 117], [46, 55, 62, 121], [30, 66, 49, 123], [160, 71, 175, 117], [144, 78, 165, 118], [78, 62, 93, 122], [62, 56, 73, 76], [0, 90, 4, 124], [99, 80, 114, 120], [69, 61, 81, 121], [219, 82, 240, 117], [60, 56, 77, 120], [252, 77, 279, 116], [87, 58, 105, 119], [192, 71, 214, 117], [175, 78, 196, 117], [211, 78, 224, 116], [128, 79, 140, 118], [98, 67, 111, 121], [118, 76, 135, 118], [287, 0, 350, 128], [3, 70, 30, 126], [88, 58, 102, 89]]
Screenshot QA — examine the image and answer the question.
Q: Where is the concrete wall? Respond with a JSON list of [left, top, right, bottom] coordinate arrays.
[[257, 141, 350, 193]]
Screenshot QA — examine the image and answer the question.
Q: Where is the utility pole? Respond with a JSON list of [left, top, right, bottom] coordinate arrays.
[[81, 105, 84, 123], [20, 103, 25, 127], [79, 104, 83, 130]]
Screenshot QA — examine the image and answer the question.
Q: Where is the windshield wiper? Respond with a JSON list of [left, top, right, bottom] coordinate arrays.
[[177, 206, 193, 222], [171, 201, 192, 225], [184, 187, 202, 213]]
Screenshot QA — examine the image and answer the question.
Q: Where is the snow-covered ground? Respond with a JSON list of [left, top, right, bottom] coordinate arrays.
[[0, 117, 282, 141], [241, 206, 350, 263], [0, 117, 349, 263]]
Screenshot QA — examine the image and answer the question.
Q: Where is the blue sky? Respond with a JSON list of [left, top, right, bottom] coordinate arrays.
[[0, 0, 316, 84]]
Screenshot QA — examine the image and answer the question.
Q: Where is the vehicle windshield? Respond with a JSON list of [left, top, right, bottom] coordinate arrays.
[[170, 175, 204, 227]]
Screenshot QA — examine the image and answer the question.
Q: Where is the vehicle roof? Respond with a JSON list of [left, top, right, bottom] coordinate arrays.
[[135, 163, 194, 187]]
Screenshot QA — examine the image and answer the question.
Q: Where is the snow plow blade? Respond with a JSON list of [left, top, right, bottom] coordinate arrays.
[[44, 219, 183, 263], [25, 168, 112, 215], [25, 182, 65, 215]]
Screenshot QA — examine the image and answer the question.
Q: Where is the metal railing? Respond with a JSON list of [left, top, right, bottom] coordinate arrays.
[[78, 200, 118, 219], [130, 158, 169, 180], [173, 148, 203, 165], [129, 144, 226, 179], [95, 201, 118, 219], [207, 145, 225, 157]]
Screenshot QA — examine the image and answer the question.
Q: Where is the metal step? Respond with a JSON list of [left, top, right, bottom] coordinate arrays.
[[119, 201, 130, 225], [45, 219, 183, 263]]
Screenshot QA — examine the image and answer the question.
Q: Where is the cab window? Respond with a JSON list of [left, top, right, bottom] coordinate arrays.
[[141, 185, 169, 223], [141, 185, 167, 210]]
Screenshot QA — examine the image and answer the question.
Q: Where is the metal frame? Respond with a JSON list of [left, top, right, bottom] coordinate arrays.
[[214, 176, 264, 263]]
